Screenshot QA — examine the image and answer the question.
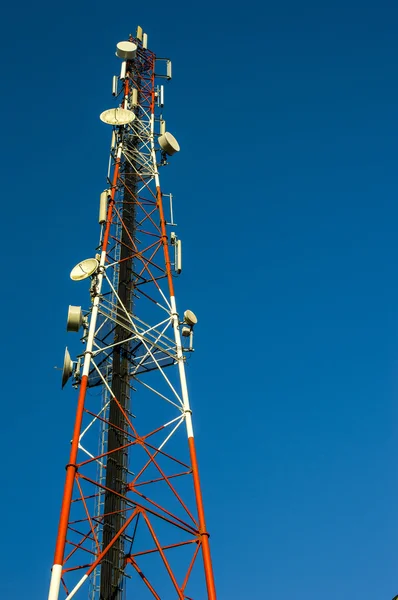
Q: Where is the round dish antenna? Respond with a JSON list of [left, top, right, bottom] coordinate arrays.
[[62, 347, 73, 389], [184, 310, 198, 326], [100, 108, 135, 126], [159, 132, 180, 155], [116, 41, 137, 60], [70, 258, 99, 281], [67, 305, 83, 332]]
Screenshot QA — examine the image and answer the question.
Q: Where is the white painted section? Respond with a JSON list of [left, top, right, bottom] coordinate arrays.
[[170, 296, 194, 438], [149, 112, 195, 439], [65, 573, 88, 599], [48, 564, 62, 600], [81, 248, 107, 378], [150, 114, 160, 188]]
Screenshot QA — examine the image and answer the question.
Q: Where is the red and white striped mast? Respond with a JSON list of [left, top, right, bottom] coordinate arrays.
[[48, 27, 216, 600]]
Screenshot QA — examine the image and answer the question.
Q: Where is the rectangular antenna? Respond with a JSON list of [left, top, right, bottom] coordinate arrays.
[[131, 88, 138, 106], [175, 240, 182, 274], [155, 58, 172, 79], [160, 119, 166, 135], [164, 194, 177, 226], [99, 190, 108, 224], [143, 33, 148, 49], [120, 61, 126, 80], [112, 75, 118, 96], [136, 26, 143, 41], [169, 194, 174, 225], [160, 85, 164, 107]]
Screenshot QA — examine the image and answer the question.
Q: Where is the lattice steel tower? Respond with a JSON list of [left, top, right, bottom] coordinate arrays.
[[48, 27, 216, 600]]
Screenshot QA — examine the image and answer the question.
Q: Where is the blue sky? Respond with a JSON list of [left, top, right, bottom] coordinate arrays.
[[1, 0, 398, 598]]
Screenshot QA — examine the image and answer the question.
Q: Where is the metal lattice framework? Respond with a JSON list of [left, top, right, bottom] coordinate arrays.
[[48, 29, 216, 600]]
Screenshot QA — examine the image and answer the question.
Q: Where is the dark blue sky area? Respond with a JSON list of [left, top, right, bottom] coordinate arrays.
[[1, 1, 398, 599]]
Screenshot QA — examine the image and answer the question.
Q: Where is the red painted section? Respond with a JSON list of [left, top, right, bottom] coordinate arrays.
[[53, 374, 89, 565], [156, 185, 175, 296], [188, 436, 217, 599]]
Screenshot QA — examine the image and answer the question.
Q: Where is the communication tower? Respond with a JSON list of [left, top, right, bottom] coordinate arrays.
[[48, 27, 216, 600]]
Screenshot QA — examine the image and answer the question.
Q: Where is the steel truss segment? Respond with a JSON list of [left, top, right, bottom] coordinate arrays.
[[77, 413, 185, 471], [135, 376, 184, 410], [48, 32, 216, 600], [90, 322, 183, 405], [104, 255, 171, 313], [77, 444, 106, 469], [79, 400, 110, 440], [98, 282, 172, 342], [78, 474, 198, 536]]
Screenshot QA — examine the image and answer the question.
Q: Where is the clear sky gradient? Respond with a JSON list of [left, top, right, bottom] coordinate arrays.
[[1, 1, 398, 598]]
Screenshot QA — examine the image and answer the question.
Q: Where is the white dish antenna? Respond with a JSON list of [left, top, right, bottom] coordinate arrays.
[[70, 258, 99, 281], [62, 347, 73, 388], [100, 108, 135, 126], [116, 41, 137, 60], [159, 132, 180, 155], [184, 310, 198, 326], [67, 305, 83, 332]]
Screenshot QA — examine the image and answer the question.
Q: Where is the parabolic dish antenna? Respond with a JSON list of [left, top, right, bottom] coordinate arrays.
[[159, 132, 180, 155], [67, 305, 83, 332], [62, 347, 73, 389], [184, 310, 198, 326], [70, 258, 99, 281], [116, 41, 137, 60], [100, 108, 135, 126]]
